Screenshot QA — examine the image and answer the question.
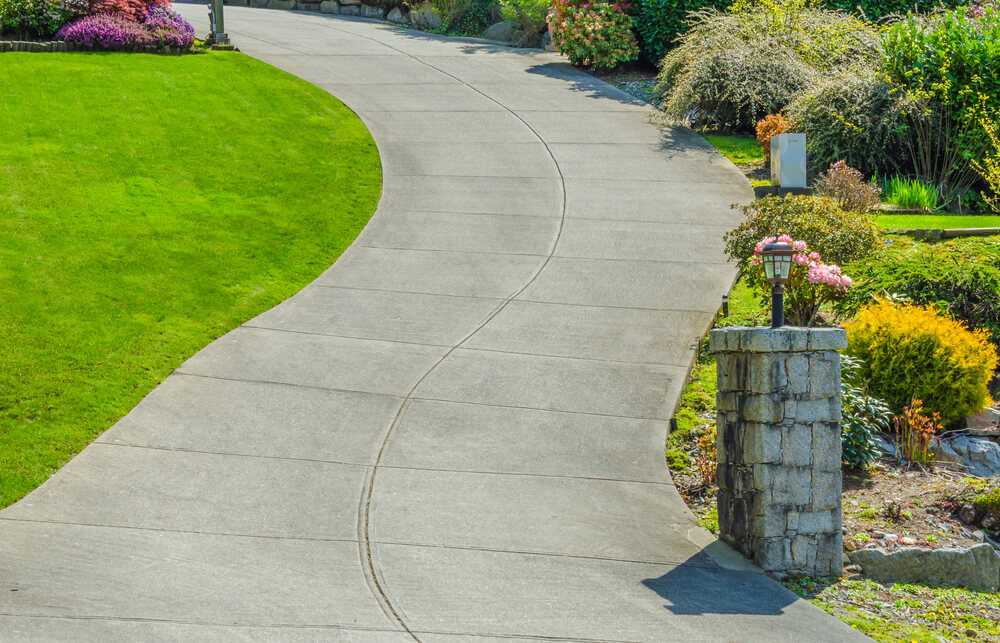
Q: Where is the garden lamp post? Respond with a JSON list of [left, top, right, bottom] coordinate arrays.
[[760, 238, 795, 328], [208, 0, 229, 46]]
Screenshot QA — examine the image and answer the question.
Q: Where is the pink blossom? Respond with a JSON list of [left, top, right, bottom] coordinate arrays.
[[778, 234, 793, 243], [792, 240, 808, 251], [808, 251, 821, 262], [793, 253, 809, 265]]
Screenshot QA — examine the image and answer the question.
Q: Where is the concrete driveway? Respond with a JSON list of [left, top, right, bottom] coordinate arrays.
[[0, 6, 866, 641]]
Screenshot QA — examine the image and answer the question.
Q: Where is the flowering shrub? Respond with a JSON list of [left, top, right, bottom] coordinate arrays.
[[548, 0, 639, 70], [813, 160, 882, 213], [755, 113, 787, 165], [0, 0, 86, 38], [967, 0, 998, 18], [724, 195, 885, 275], [973, 116, 1000, 213], [57, 11, 148, 46], [143, 2, 192, 47], [88, 0, 165, 21], [748, 234, 853, 326], [57, 3, 192, 48], [845, 300, 999, 425]]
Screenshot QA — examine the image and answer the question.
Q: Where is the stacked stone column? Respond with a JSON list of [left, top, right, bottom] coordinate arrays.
[[708, 327, 845, 577]]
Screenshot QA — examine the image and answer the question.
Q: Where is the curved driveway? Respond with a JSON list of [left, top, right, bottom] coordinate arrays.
[[0, 7, 865, 641]]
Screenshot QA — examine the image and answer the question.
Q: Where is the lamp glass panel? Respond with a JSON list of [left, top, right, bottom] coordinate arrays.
[[763, 256, 775, 280], [774, 255, 791, 280]]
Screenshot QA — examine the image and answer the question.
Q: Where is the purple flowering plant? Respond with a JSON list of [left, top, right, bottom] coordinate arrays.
[[56, 2, 193, 49]]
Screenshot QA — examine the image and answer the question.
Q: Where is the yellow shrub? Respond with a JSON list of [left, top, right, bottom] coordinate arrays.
[[845, 300, 998, 426]]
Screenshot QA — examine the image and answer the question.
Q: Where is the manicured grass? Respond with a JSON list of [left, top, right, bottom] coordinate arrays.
[[876, 214, 1000, 229], [0, 52, 381, 508], [702, 134, 766, 165]]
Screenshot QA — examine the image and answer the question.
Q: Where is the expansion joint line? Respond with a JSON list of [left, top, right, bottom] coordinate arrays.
[[324, 23, 571, 642]]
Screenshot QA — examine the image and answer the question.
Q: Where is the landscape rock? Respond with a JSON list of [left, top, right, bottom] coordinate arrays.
[[339, 0, 360, 4], [269, 0, 296, 9], [983, 514, 998, 530], [386, 6, 408, 23], [849, 543, 1000, 591], [967, 407, 1000, 431], [319, 0, 339, 12], [340, 4, 360, 14], [540, 29, 555, 51], [949, 435, 1000, 478], [409, 4, 442, 29], [874, 434, 896, 458], [959, 504, 978, 525], [360, 3, 384, 18], [483, 20, 518, 42]]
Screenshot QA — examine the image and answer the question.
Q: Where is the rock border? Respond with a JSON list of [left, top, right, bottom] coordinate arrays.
[[0, 40, 190, 54]]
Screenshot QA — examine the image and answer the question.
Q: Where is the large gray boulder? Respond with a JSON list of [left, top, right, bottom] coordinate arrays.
[[849, 544, 1000, 591], [950, 435, 1000, 477], [409, 4, 442, 29], [483, 20, 517, 42], [386, 6, 408, 23]]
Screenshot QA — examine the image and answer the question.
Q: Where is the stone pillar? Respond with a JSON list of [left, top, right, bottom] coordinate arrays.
[[709, 327, 845, 577]]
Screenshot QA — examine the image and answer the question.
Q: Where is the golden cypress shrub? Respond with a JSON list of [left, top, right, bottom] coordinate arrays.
[[845, 300, 998, 426]]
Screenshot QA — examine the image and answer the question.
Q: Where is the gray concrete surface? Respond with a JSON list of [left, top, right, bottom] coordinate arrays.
[[0, 6, 867, 641]]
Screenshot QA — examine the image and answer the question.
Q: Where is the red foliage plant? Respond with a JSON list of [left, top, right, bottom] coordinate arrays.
[[89, 0, 170, 21], [756, 113, 788, 165]]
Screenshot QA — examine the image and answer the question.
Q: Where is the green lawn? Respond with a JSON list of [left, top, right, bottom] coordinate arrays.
[[876, 214, 1000, 229], [0, 52, 381, 508], [702, 134, 766, 165]]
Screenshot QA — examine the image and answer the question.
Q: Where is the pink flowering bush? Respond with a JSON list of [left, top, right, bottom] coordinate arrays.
[[547, 0, 639, 70], [749, 234, 854, 326], [56, 2, 192, 48]]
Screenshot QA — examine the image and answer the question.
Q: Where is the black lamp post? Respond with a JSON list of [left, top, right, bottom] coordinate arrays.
[[208, 0, 229, 46], [760, 238, 795, 328]]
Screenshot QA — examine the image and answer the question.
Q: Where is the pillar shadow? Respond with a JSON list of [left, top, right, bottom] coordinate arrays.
[[641, 546, 801, 616]]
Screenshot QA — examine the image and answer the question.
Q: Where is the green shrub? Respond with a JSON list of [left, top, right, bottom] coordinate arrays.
[[882, 8, 1000, 204], [845, 299, 999, 425], [974, 116, 1000, 213], [841, 355, 893, 469], [785, 66, 909, 180], [432, 0, 501, 35], [656, 0, 880, 131], [881, 176, 939, 211], [499, 0, 548, 40], [724, 195, 885, 271], [548, 0, 639, 70], [814, 160, 882, 213], [0, 0, 83, 38], [823, 0, 964, 20], [972, 487, 1000, 519], [633, 0, 729, 64], [841, 236, 1000, 348]]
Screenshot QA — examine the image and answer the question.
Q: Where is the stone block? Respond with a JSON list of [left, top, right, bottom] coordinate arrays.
[[812, 423, 842, 470], [769, 467, 812, 506], [339, 0, 360, 4], [811, 470, 841, 511], [360, 3, 384, 17], [748, 353, 780, 394], [795, 398, 837, 424], [269, 0, 295, 8], [340, 4, 360, 14], [319, 0, 339, 11], [791, 534, 818, 570], [409, 4, 442, 29], [717, 391, 740, 412], [743, 394, 784, 424], [750, 512, 787, 539], [780, 424, 813, 467], [808, 354, 840, 398], [709, 327, 740, 353], [786, 511, 799, 532], [740, 328, 795, 353], [743, 423, 780, 464], [756, 538, 790, 570], [796, 509, 836, 534], [786, 354, 809, 394], [250, 0, 268, 7], [716, 353, 749, 393], [807, 328, 848, 351]]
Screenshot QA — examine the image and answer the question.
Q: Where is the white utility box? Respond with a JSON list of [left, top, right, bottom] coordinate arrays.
[[770, 133, 807, 188]]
